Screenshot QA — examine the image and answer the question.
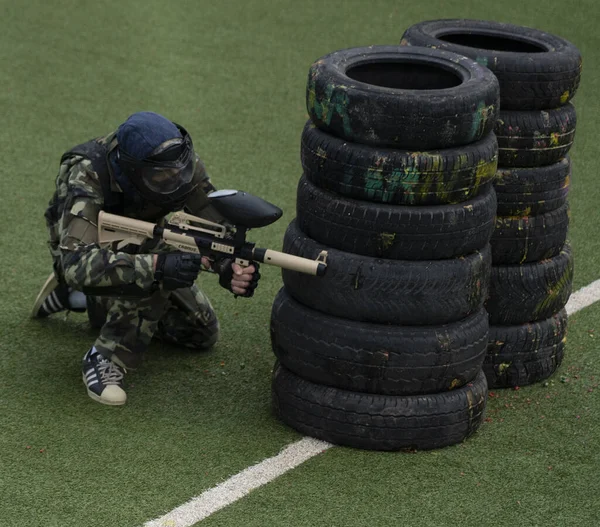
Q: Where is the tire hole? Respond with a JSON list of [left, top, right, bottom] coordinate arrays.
[[438, 32, 547, 53], [346, 61, 462, 90]]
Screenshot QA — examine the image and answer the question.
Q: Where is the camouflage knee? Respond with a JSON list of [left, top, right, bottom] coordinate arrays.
[[156, 286, 220, 350], [86, 295, 111, 329], [92, 290, 171, 369]]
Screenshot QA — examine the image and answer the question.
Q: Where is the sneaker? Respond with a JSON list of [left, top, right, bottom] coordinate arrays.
[[31, 272, 85, 318], [82, 349, 127, 406]]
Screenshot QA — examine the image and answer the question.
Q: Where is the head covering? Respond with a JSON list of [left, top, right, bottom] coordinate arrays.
[[117, 111, 182, 160], [113, 112, 197, 217]]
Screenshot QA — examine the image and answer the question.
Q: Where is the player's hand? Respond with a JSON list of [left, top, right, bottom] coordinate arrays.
[[230, 263, 260, 296], [214, 258, 261, 297], [154, 253, 203, 290]]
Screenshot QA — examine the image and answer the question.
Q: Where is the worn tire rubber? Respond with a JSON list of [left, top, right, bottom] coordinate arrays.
[[296, 175, 496, 260], [486, 244, 573, 325], [494, 158, 571, 215], [495, 181, 569, 216], [271, 287, 489, 395], [495, 157, 571, 194], [272, 362, 488, 451], [495, 105, 576, 167], [491, 203, 570, 264], [307, 45, 499, 149], [301, 121, 498, 205], [485, 310, 567, 388], [401, 19, 582, 110], [282, 219, 491, 325]]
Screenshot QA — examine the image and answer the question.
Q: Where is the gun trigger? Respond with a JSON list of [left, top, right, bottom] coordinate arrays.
[[316, 250, 328, 264]]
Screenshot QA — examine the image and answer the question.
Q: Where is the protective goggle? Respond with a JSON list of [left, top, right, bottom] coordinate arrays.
[[117, 124, 196, 198]]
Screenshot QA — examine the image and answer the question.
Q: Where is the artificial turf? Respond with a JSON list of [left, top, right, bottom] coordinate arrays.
[[201, 302, 600, 527], [0, 0, 598, 525]]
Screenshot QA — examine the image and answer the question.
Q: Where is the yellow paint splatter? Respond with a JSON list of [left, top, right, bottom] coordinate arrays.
[[498, 363, 511, 374], [379, 232, 396, 251], [316, 146, 327, 159], [466, 391, 475, 418], [449, 378, 461, 390], [521, 206, 532, 216], [560, 91, 570, 104]]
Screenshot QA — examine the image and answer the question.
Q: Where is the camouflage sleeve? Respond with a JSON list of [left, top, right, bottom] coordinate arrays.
[[195, 154, 217, 195], [58, 160, 156, 291]]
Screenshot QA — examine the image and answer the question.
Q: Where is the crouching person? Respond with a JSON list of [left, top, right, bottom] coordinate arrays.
[[32, 112, 260, 406]]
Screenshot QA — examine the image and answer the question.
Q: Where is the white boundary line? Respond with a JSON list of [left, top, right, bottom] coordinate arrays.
[[143, 438, 332, 527], [144, 278, 600, 527], [565, 278, 600, 315]]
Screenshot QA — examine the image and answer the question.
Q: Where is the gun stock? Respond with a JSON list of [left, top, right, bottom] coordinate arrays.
[[98, 211, 199, 253]]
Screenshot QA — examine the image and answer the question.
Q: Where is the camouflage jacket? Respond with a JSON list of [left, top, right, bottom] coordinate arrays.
[[45, 131, 218, 292]]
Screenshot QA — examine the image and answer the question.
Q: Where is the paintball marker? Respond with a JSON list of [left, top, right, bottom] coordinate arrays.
[[97, 189, 328, 276]]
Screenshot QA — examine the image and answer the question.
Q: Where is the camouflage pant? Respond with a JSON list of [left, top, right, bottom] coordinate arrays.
[[86, 284, 219, 369]]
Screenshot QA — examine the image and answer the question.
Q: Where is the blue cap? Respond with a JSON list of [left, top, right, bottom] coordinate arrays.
[[117, 111, 182, 160]]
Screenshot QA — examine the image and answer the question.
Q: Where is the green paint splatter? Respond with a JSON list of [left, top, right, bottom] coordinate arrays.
[[399, 166, 422, 204], [307, 65, 353, 138], [470, 101, 495, 142], [363, 167, 387, 201]]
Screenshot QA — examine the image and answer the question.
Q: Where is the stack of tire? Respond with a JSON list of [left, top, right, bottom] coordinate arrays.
[[271, 45, 501, 450], [401, 20, 582, 388]]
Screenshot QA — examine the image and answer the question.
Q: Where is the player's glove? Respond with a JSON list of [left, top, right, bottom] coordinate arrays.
[[213, 258, 261, 298], [154, 253, 203, 291]]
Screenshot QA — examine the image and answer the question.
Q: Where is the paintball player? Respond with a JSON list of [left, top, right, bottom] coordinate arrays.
[[31, 111, 261, 406]]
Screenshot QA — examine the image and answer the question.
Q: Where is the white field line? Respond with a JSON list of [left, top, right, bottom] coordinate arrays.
[[143, 278, 600, 527], [143, 437, 332, 527], [565, 278, 600, 315]]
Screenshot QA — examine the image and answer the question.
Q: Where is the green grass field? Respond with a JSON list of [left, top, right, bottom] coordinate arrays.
[[1, 0, 599, 525]]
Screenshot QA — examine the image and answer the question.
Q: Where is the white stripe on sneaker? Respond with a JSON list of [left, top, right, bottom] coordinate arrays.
[[44, 296, 57, 313], [45, 292, 62, 313], [51, 291, 64, 309]]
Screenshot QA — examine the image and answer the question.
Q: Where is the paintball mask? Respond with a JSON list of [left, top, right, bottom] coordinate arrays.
[[116, 113, 198, 211]]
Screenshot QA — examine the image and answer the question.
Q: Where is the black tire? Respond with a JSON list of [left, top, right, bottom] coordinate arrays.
[[272, 363, 488, 451], [401, 19, 582, 110], [495, 183, 569, 217], [485, 310, 567, 388], [495, 105, 576, 167], [271, 288, 489, 395], [282, 219, 491, 325], [301, 121, 498, 206], [307, 45, 499, 149], [494, 159, 571, 216], [491, 203, 569, 264], [495, 157, 571, 193], [486, 244, 573, 325], [296, 175, 496, 260]]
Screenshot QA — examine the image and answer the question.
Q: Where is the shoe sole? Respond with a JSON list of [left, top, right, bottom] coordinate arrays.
[[31, 273, 59, 318], [82, 374, 127, 406]]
